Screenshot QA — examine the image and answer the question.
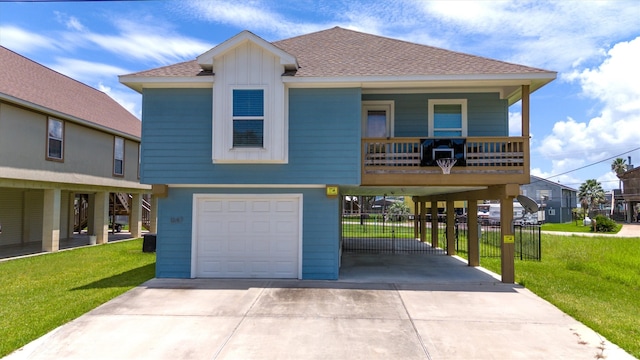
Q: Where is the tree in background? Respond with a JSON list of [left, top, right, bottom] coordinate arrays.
[[611, 158, 627, 190], [578, 179, 606, 218]]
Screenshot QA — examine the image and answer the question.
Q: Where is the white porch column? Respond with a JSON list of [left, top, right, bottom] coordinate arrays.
[[93, 192, 109, 244], [149, 195, 158, 233], [66, 192, 75, 238], [42, 189, 61, 252], [130, 193, 142, 238]]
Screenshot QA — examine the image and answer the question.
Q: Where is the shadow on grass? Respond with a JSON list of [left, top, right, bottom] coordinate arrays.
[[72, 263, 155, 290]]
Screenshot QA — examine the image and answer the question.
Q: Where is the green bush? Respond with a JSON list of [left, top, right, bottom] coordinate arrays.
[[593, 215, 618, 232], [387, 201, 411, 221]]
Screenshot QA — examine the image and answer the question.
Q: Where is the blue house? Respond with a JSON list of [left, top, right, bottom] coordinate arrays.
[[520, 176, 578, 223], [120, 27, 555, 282]]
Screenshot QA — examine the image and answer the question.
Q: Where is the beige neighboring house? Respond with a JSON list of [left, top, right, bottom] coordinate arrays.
[[0, 46, 152, 252]]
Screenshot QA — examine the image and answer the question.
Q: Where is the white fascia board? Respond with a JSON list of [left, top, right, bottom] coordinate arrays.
[[0, 93, 141, 141], [282, 72, 556, 87], [118, 76, 214, 93], [197, 30, 298, 71]]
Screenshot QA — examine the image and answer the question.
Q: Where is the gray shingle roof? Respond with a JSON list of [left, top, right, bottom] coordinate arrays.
[[124, 27, 553, 79], [0, 46, 141, 138]]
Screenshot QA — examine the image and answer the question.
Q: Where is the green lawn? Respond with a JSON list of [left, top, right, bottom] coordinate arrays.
[[472, 234, 640, 358], [0, 239, 156, 358], [541, 221, 621, 233]]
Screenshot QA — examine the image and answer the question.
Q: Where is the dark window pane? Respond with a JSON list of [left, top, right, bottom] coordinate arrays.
[[48, 139, 62, 159], [233, 89, 264, 117], [233, 120, 263, 147], [114, 159, 123, 175]]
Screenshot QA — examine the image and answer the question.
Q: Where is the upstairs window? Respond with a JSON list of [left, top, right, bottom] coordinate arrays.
[[47, 118, 64, 161], [428, 99, 467, 137], [232, 89, 264, 148], [113, 136, 124, 176]]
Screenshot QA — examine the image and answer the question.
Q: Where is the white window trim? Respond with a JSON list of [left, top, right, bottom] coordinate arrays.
[[230, 86, 267, 150], [362, 100, 395, 138], [428, 99, 467, 137]]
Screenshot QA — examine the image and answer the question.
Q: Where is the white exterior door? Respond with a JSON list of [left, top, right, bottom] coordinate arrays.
[[192, 194, 301, 278]]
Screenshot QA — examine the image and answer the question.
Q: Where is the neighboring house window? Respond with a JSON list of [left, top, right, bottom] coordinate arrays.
[[113, 137, 124, 176], [232, 89, 264, 148], [536, 189, 551, 202], [46, 118, 64, 161], [428, 99, 467, 137]]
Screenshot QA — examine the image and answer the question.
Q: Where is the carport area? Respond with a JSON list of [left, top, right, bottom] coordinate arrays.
[[6, 253, 633, 360]]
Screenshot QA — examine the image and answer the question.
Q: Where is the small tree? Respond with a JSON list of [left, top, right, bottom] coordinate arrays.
[[611, 158, 627, 190], [578, 179, 606, 218]]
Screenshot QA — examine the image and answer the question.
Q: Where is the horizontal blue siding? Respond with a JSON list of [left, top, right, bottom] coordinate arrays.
[[155, 187, 340, 280], [363, 92, 508, 137], [141, 88, 361, 185]]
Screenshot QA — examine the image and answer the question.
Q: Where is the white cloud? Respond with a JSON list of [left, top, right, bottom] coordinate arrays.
[[0, 25, 57, 53], [55, 11, 86, 32], [99, 83, 141, 119], [180, 0, 329, 39], [410, 0, 640, 71], [49, 57, 129, 83], [509, 111, 522, 136], [97, 18, 212, 64], [536, 37, 640, 180]]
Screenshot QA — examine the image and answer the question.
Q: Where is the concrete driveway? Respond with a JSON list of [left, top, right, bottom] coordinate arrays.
[[6, 254, 635, 360]]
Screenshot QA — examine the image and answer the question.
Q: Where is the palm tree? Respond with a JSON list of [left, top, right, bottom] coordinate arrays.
[[578, 179, 606, 218], [611, 158, 627, 190]]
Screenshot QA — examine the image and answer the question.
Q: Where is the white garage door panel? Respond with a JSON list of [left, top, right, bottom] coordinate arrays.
[[194, 195, 300, 278]]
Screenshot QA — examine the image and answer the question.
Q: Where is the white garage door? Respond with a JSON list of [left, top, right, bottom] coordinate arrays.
[[192, 194, 301, 278]]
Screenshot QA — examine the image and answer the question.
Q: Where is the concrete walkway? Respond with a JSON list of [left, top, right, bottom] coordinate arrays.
[[5, 254, 635, 360], [543, 223, 640, 238]]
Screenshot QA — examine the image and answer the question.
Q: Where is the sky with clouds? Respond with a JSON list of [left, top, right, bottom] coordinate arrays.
[[1, 0, 639, 190]]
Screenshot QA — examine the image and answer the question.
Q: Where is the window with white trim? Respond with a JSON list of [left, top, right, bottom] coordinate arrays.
[[232, 89, 264, 148], [428, 99, 467, 137], [47, 117, 64, 161], [114, 136, 124, 176]]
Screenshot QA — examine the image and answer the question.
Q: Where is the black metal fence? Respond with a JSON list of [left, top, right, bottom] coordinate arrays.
[[455, 222, 541, 260], [342, 214, 541, 261], [341, 214, 447, 254]]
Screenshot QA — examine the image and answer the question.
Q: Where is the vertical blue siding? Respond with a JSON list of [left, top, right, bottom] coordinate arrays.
[[362, 92, 508, 137], [142, 88, 361, 186], [155, 187, 340, 280]]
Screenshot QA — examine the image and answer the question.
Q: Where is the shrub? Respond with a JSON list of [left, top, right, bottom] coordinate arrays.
[[593, 215, 618, 233], [387, 201, 411, 221]]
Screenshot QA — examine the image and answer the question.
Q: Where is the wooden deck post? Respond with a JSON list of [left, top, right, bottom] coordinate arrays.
[[500, 194, 515, 283], [420, 201, 427, 242], [468, 200, 479, 266], [446, 199, 455, 255], [431, 203, 439, 248], [414, 201, 419, 239]]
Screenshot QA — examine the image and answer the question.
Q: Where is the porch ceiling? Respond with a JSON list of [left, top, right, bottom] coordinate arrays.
[[340, 185, 486, 197]]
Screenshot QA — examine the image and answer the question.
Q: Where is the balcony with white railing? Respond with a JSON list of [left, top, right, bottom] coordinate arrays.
[[361, 137, 530, 186]]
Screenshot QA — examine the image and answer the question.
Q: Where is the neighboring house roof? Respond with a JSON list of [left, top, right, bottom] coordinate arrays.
[[0, 46, 141, 139], [528, 175, 578, 192], [120, 27, 556, 103]]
